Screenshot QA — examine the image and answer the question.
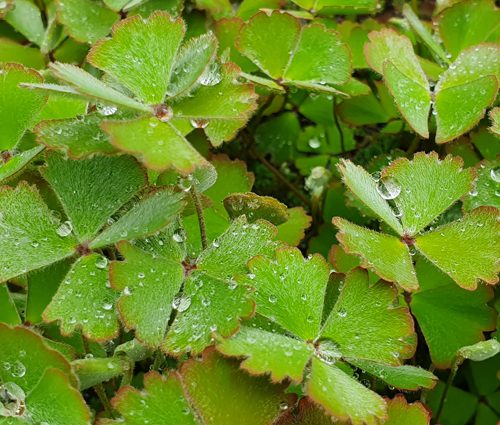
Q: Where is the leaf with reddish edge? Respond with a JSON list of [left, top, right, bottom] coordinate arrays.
[[415, 207, 500, 290], [410, 259, 496, 368], [328, 244, 361, 274], [217, 326, 314, 383], [305, 357, 386, 425], [275, 397, 347, 425], [102, 117, 208, 173], [97, 371, 198, 425], [333, 218, 418, 292], [87, 12, 185, 104], [381, 152, 474, 235], [238, 247, 330, 341], [224, 192, 289, 225], [383, 395, 430, 425], [43, 254, 120, 342], [110, 242, 184, 347], [162, 271, 254, 356], [181, 348, 293, 425], [276, 207, 312, 246]]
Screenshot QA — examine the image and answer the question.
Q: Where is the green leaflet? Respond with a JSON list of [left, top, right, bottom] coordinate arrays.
[[0, 64, 47, 151], [383, 395, 431, 425], [43, 254, 120, 341], [0, 183, 77, 283]]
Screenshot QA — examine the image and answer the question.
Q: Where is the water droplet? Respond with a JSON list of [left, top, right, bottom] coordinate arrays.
[[337, 309, 347, 318], [490, 167, 500, 183], [376, 178, 401, 200], [95, 256, 108, 269], [172, 229, 185, 243], [97, 104, 117, 116], [189, 119, 209, 129], [308, 137, 321, 149], [123, 286, 132, 296], [268, 295, 277, 304], [103, 302, 113, 311], [172, 295, 191, 312], [56, 221, 73, 237], [10, 361, 26, 378]]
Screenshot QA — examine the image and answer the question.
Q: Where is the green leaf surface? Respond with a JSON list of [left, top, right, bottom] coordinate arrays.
[[97, 371, 198, 425], [0, 183, 77, 283], [35, 114, 117, 158], [333, 218, 418, 291], [88, 12, 185, 104], [337, 159, 403, 235], [49, 62, 151, 112], [42, 153, 145, 241], [43, 254, 120, 341], [56, 0, 119, 43], [0, 145, 43, 183], [435, 45, 500, 143], [0, 64, 47, 151], [169, 32, 218, 98], [463, 159, 500, 211], [4, 0, 44, 46], [224, 192, 289, 225], [457, 339, 500, 364], [110, 242, 184, 347], [171, 62, 257, 146], [0, 285, 20, 325], [196, 216, 279, 279], [240, 247, 330, 341], [0, 38, 45, 69], [181, 349, 290, 425], [321, 268, 416, 365], [305, 357, 386, 425], [381, 152, 473, 234], [437, 0, 500, 58], [410, 259, 496, 368], [102, 117, 207, 173], [276, 207, 311, 246], [364, 29, 430, 137], [162, 271, 254, 355], [217, 326, 314, 382], [90, 188, 185, 249], [383, 395, 430, 425], [415, 207, 500, 290], [348, 359, 437, 390], [489, 107, 500, 135], [237, 11, 350, 88]]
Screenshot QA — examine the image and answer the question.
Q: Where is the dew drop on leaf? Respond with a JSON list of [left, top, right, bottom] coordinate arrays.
[[56, 221, 73, 237], [376, 178, 401, 200], [172, 295, 191, 312], [95, 256, 108, 270]]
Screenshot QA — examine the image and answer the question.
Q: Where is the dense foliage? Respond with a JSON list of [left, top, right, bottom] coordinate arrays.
[[0, 0, 499, 424]]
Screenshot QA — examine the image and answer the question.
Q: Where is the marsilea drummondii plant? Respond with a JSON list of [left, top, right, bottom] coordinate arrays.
[[0, 0, 499, 424]]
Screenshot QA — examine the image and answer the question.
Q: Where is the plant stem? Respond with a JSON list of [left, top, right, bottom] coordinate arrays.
[[434, 364, 458, 423], [251, 148, 312, 209], [190, 186, 208, 250], [333, 98, 345, 153]]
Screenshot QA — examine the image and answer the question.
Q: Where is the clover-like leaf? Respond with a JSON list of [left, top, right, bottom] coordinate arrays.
[[0, 324, 90, 424], [436, 0, 500, 59], [35, 114, 117, 158], [410, 259, 496, 368], [0, 145, 44, 183], [0, 182, 78, 283], [320, 268, 416, 365], [88, 12, 185, 104], [434, 45, 500, 143], [56, 0, 119, 43], [289, 0, 381, 14], [237, 11, 351, 93], [218, 261, 421, 424], [110, 242, 184, 347], [334, 154, 498, 290], [305, 357, 386, 425], [275, 397, 345, 425], [489, 107, 500, 135], [0, 64, 47, 151], [381, 152, 474, 234], [0, 285, 20, 325], [383, 395, 430, 425], [415, 207, 500, 289], [102, 117, 208, 173], [162, 271, 254, 356], [276, 207, 312, 246], [42, 153, 146, 241], [90, 187, 186, 249], [43, 254, 120, 341], [364, 29, 431, 138]]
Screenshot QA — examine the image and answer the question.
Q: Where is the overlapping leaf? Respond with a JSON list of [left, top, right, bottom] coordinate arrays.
[[333, 153, 499, 290], [218, 250, 429, 424]]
